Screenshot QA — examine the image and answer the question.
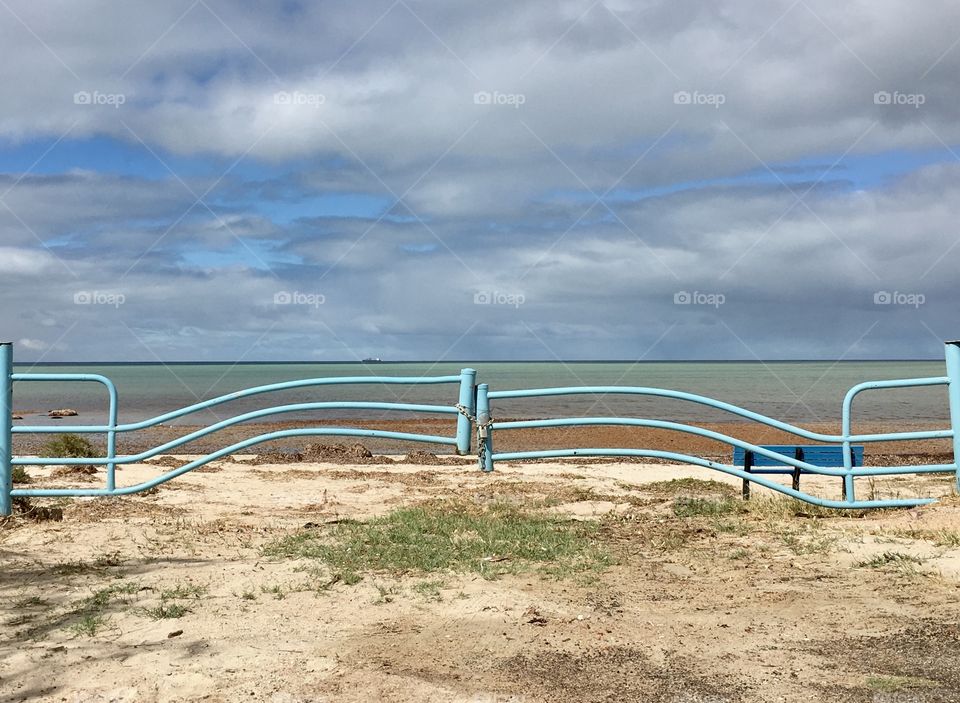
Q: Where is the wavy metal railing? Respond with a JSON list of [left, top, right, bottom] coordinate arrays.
[[473, 341, 960, 509], [1, 342, 959, 513], [0, 341, 476, 515]]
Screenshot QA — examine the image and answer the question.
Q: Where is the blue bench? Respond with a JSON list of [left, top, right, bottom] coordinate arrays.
[[732, 445, 864, 499]]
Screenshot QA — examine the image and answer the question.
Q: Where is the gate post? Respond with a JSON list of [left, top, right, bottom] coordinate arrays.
[[946, 342, 960, 493], [1, 342, 13, 516], [455, 368, 477, 455], [476, 383, 494, 472]]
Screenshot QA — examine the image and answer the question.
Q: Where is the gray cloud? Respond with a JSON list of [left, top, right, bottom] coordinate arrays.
[[1, 0, 959, 361]]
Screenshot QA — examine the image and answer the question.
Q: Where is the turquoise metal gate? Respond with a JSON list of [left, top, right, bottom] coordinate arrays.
[[2, 341, 959, 513]]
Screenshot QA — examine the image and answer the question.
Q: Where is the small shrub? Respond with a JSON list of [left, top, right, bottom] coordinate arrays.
[[160, 583, 206, 600], [260, 584, 285, 600], [11, 466, 31, 484], [70, 613, 107, 636], [43, 434, 98, 459], [144, 602, 190, 619], [857, 551, 924, 569]]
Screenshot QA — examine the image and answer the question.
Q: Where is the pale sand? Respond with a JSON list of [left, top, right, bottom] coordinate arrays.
[[2, 457, 959, 702]]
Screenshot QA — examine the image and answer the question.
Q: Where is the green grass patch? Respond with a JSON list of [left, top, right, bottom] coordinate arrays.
[[412, 579, 446, 602], [866, 674, 939, 691], [263, 500, 612, 582], [260, 584, 285, 600], [143, 602, 190, 619], [69, 613, 107, 637], [160, 583, 206, 600], [13, 595, 48, 609], [372, 583, 402, 604], [857, 551, 925, 569], [644, 478, 738, 497], [672, 496, 740, 517], [54, 560, 99, 576], [887, 528, 960, 548], [66, 582, 140, 637], [778, 530, 838, 555], [11, 466, 31, 484]]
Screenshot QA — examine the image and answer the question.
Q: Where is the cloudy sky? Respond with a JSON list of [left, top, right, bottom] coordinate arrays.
[[1, 0, 959, 362]]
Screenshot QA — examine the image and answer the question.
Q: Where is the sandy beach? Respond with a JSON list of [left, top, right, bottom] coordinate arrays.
[[2, 453, 960, 702]]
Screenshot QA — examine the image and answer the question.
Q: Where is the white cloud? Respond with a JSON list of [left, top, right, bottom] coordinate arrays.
[[0, 247, 58, 275]]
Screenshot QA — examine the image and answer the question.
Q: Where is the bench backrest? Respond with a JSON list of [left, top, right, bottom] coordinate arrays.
[[732, 444, 863, 468]]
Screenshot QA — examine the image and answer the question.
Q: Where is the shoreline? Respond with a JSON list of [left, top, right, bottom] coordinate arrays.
[[11, 417, 954, 465]]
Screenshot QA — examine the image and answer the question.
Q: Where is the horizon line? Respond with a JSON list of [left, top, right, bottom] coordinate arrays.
[[11, 358, 945, 365]]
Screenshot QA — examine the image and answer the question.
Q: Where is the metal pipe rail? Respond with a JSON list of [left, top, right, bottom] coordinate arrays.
[[476, 341, 960, 509], [0, 344, 476, 515]]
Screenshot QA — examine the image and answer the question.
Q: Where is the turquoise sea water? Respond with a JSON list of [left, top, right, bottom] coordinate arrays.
[[10, 360, 951, 428]]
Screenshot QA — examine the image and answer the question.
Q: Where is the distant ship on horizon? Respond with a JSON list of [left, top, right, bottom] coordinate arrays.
[[361, 357, 383, 363]]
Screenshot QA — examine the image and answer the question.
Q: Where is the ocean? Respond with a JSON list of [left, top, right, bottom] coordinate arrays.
[[10, 360, 952, 428]]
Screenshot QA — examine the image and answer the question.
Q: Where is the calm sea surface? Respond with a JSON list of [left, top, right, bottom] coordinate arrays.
[[10, 361, 951, 427]]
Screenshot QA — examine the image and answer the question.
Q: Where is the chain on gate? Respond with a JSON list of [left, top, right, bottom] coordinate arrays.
[[455, 403, 493, 468]]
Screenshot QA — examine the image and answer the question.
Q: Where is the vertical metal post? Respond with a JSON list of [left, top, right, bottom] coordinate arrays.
[[792, 448, 803, 492], [741, 450, 752, 500], [0, 343, 12, 516], [946, 342, 960, 493], [455, 368, 477, 455], [476, 383, 494, 472], [841, 396, 856, 504]]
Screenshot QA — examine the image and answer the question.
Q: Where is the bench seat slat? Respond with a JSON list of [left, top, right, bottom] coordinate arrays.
[[732, 444, 863, 470]]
